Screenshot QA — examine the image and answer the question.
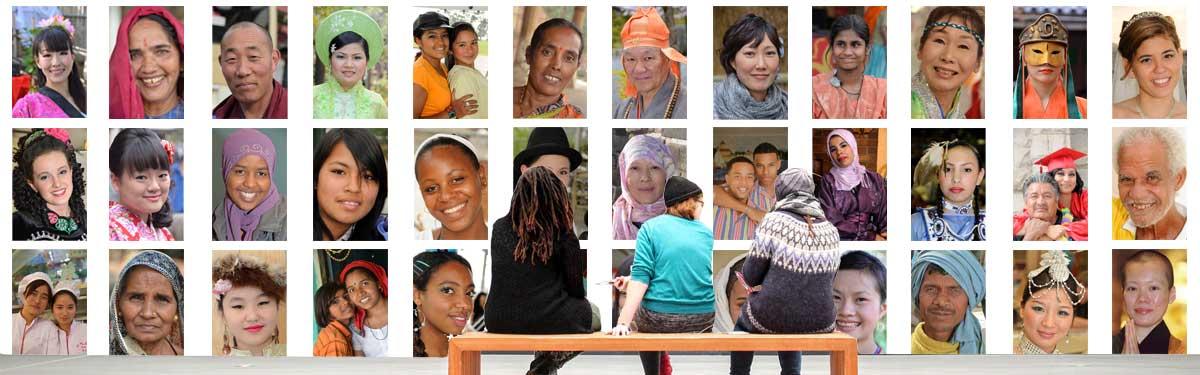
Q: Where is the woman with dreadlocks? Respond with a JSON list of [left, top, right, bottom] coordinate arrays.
[[487, 167, 591, 374]]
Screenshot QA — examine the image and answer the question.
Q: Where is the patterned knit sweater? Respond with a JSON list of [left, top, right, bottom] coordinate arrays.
[[740, 210, 840, 334]]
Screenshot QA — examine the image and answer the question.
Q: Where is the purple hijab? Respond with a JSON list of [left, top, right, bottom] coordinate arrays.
[[222, 129, 281, 240], [826, 129, 867, 191]]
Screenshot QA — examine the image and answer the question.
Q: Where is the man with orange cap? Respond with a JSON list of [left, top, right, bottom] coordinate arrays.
[[614, 8, 687, 119]]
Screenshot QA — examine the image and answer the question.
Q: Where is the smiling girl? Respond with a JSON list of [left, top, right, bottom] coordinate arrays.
[[414, 133, 488, 240], [109, 128, 175, 241], [313, 128, 388, 241], [13, 16, 87, 118], [413, 251, 474, 358], [13, 128, 86, 241]]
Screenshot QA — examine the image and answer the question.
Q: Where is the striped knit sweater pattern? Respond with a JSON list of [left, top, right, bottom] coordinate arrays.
[[740, 210, 841, 334]]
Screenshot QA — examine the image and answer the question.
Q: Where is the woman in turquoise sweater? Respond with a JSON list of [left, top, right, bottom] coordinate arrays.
[[612, 176, 715, 375]]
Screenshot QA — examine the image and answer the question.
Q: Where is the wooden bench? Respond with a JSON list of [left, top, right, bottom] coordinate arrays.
[[448, 332, 858, 375]]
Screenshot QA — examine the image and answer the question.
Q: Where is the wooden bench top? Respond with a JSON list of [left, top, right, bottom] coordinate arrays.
[[449, 332, 858, 352]]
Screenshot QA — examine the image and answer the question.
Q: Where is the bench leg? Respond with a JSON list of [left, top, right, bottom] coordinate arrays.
[[830, 349, 858, 375], [448, 349, 481, 375]]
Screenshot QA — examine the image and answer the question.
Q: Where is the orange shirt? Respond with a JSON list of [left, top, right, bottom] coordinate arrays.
[[313, 320, 353, 357], [1021, 77, 1087, 119], [414, 56, 452, 117]]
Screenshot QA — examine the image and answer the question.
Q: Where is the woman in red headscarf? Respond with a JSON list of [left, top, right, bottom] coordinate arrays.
[[109, 7, 184, 119], [340, 259, 389, 357]]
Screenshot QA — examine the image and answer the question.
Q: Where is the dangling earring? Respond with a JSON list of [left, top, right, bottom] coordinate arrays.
[[222, 326, 232, 355]]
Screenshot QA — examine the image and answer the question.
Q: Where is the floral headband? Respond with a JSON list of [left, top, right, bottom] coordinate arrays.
[[23, 128, 71, 148], [212, 254, 286, 301], [925, 21, 984, 47], [35, 15, 76, 38], [1027, 250, 1086, 306]]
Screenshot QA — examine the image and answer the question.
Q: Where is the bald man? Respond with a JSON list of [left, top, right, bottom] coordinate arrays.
[[213, 21, 288, 119]]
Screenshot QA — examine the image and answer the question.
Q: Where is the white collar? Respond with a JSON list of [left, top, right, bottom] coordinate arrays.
[[1122, 203, 1188, 240]]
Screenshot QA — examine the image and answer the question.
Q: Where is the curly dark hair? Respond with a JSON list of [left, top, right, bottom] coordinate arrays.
[[13, 129, 87, 229]]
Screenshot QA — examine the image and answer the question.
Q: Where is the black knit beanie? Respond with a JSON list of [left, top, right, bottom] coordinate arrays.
[[663, 176, 702, 207]]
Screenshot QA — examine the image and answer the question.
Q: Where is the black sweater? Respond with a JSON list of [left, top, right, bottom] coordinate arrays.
[[485, 215, 592, 334]]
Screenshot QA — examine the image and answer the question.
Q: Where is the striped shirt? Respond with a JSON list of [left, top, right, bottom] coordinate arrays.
[[713, 184, 773, 240]]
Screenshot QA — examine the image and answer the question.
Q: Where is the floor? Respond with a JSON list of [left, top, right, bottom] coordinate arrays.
[[1, 353, 1198, 374]]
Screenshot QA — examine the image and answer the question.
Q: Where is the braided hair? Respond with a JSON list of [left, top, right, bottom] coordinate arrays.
[[412, 251, 472, 357], [511, 167, 575, 265]]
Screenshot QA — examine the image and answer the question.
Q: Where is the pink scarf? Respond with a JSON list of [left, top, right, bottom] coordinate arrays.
[[222, 129, 281, 241], [108, 7, 184, 119], [612, 134, 676, 240], [826, 129, 867, 191]]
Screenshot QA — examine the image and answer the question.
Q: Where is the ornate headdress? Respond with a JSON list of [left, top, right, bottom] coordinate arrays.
[[1014, 13, 1081, 119], [1026, 250, 1086, 305]]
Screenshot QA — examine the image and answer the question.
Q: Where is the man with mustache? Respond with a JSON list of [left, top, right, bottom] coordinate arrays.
[[1013, 173, 1068, 241], [713, 157, 758, 240], [1112, 127, 1188, 240], [910, 250, 984, 354], [613, 7, 687, 119], [513, 18, 585, 119], [213, 22, 287, 119]]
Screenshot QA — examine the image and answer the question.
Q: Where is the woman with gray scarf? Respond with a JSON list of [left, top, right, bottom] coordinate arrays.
[[729, 167, 840, 375], [110, 250, 184, 355], [714, 13, 788, 120]]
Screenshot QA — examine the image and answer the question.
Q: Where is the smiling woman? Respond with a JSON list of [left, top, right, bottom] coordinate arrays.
[[910, 6, 984, 119], [313, 8, 387, 119], [313, 128, 388, 241], [414, 132, 488, 240], [213, 128, 286, 241], [109, 128, 176, 241], [12, 128, 87, 241], [109, 6, 184, 119]]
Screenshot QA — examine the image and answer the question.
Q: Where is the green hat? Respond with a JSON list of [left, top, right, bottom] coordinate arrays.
[[315, 10, 385, 70]]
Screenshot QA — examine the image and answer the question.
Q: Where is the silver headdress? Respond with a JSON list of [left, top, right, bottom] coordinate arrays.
[[1027, 250, 1086, 305]]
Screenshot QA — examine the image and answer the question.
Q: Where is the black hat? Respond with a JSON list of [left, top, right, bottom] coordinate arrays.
[[664, 176, 702, 207], [513, 127, 583, 183], [413, 12, 451, 36]]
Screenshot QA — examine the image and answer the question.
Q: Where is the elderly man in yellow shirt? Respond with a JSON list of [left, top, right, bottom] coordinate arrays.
[[1112, 127, 1188, 240]]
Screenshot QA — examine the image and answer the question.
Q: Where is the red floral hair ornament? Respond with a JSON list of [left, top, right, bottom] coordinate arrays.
[[161, 139, 176, 165]]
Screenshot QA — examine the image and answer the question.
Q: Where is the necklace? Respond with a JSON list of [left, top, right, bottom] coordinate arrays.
[[325, 249, 350, 262], [1136, 97, 1177, 119], [623, 74, 681, 119], [368, 324, 389, 340]]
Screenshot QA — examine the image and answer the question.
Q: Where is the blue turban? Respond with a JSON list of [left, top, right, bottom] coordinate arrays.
[[911, 250, 985, 354]]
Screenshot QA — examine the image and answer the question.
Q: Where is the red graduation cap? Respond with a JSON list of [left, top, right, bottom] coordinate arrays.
[[1035, 147, 1087, 172]]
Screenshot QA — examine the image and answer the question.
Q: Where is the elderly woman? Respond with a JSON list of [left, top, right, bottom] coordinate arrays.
[[714, 14, 787, 120], [110, 250, 184, 355], [314, 10, 387, 119], [213, 129, 286, 241], [109, 7, 184, 119], [614, 7, 687, 119], [813, 14, 887, 119], [612, 134, 678, 240], [1113, 12, 1186, 119], [213, 252, 286, 356], [911, 7, 984, 119], [413, 12, 477, 119], [1016, 251, 1086, 354]]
